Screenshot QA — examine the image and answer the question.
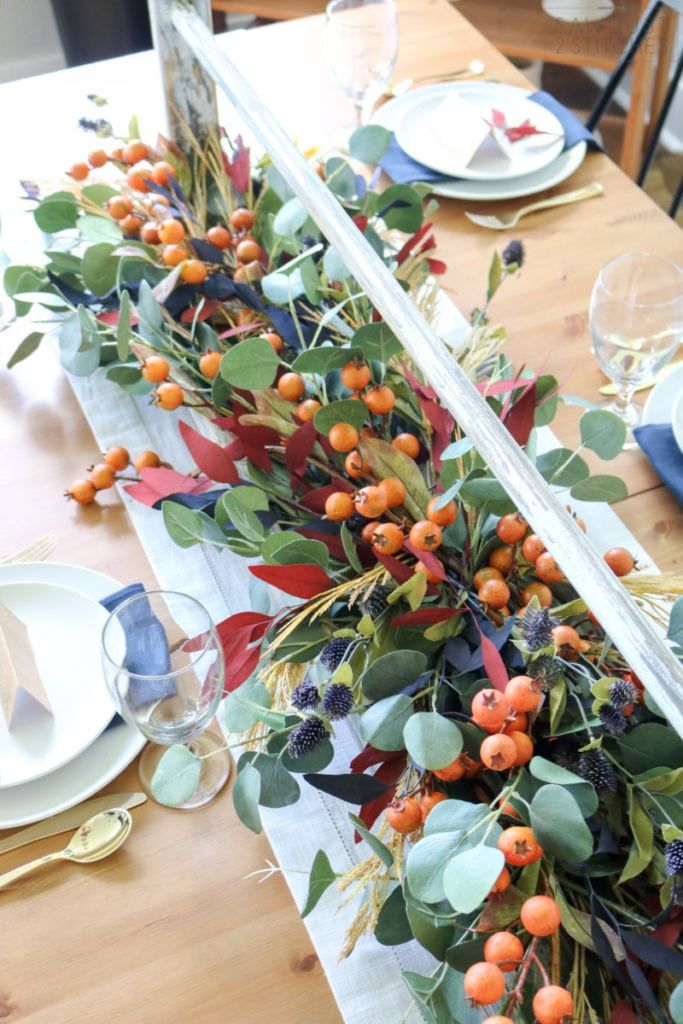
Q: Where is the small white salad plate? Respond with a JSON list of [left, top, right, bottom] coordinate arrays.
[[0, 562, 144, 828], [642, 361, 683, 453]]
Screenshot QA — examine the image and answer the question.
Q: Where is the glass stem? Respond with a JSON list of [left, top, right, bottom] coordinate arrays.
[[354, 99, 364, 126], [614, 384, 635, 415]]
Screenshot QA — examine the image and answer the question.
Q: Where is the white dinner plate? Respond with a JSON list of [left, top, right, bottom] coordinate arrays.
[[0, 562, 144, 828], [373, 85, 587, 202], [396, 82, 565, 181], [642, 362, 683, 452]]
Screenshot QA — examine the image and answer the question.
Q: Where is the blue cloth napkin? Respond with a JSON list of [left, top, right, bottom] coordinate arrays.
[[100, 583, 175, 718], [379, 90, 600, 186], [634, 424, 683, 506]]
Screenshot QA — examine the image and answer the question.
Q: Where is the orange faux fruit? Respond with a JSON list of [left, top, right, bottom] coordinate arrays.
[[520, 895, 561, 936], [392, 433, 420, 458], [532, 986, 574, 1024], [426, 497, 457, 527], [419, 790, 447, 821], [329, 423, 359, 453], [355, 486, 387, 519], [497, 826, 543, 867], [483, 931, 524, 972], [277, 373, 306, 402], [463, 962, 506, 1006], [371, 522, 404, 555], [154, 381, 184, 410], [325, 491, 355, 522], [505, 676, 543, 713], [471, 689, 509, 734], [386, 797, 422, 835], [480, 733, 517, 771], [296, 398, 321, 422], [378, 477, 407, 508], [199, 350, 222, 379]]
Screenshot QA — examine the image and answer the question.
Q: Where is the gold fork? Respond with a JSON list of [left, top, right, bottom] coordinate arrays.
[[1, 533, 57, 565]]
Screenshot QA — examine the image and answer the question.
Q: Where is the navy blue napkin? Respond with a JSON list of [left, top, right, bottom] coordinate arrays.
[[379, 90, 599, 186], [634, 424, 683, 506], [100, 583, 175, 719]]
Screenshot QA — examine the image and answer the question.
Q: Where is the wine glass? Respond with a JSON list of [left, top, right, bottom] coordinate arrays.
[[101, 590, 231, 809], [326, 0, 399, 124], [590, 252, 683, 435]]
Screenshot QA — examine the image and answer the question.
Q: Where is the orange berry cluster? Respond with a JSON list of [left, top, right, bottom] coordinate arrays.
[[64, 447, 159, 505]]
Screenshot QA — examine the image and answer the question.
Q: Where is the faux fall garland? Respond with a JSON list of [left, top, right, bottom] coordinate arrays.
[[5, 113, 683, 1024]]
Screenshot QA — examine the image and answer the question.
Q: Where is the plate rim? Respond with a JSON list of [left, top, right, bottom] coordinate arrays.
[[642, 362, 683, 428], [0, 561, 144, 828], [395, 81, 565, 182]]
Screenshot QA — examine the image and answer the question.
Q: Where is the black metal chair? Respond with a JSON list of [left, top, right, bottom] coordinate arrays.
[[585, 0, 683, 217]]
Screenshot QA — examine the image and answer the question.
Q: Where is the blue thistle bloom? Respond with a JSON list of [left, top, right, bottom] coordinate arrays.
[[291, 682, 320, 712], [519, 607, 559, 652], [665, 840, 683, 876], [320, 637, 353, 672], [608, 679, 638, 709], [287, 717, 328, 760], [321, 684, 354, 721], [599, 703, 627, 736], [502, 239, 524, 267]]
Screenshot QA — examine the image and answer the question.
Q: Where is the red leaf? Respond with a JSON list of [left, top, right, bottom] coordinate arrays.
[[427, 258, 447, 275], [350, 745, 404, 774], [396, 222, 436, 265], [391, 607, 463, 628], [224, 643, 261, 692], [97, 309, 138, 326], [403, 541, 447, 580], [401, 363, 436, 401], [505, 120, 549, 143], [178, 420, 239, 484], [503, 382, 537, 446], [352, 213, 369, 232], [300, 481, 353, 513], [477, 376, 537, 397], [374, 551, 414, 583], [610, 1003, 638, 1024], [229, 135, 251, 193], [216, 611, 272, 649], [491, 107, 506, 129], [218, 321, 265, 340], [480, 632, 510, 692], [249, 563, 333, 599], [124, 466, 214, 506], [285, 418, 317, 482], [356, 756, 406, 839], [180, 300, 219, 324]]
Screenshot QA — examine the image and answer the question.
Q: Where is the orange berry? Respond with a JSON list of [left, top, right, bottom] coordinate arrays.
[[386, 797, 422, 835], [360, 521, 379, 544], [505, 676, 543, 713], [463, 962, 506, 1006], [478, 578, 510, 610], [532, 986, 574, 1024], [162, 244, 186, 267], [199, 350, 222, 379], [325, 491, 355, 522], [522, 533, 545, 563], [378, 477, 407, 508], [159, 218, 185, 245], [141, 355, 170, 383], [68, 162, 89, 181], [150, 160, 175, 186], [109, 146, 124, 161], [89, 462, 116, 491], [140, 221, 160, 245], [103, 446, 129, 472], [155, 381, 184, 410], [433, 757, 465, 782], [473, 566, 503, 590], [341, 361, 371, 390], [480, 733, 517, 771], [521, 895, 561, 937], [483, 931, 525, 972], [88, 149, 108, 168], [490, 866, 511, 895], [119, 214, 144, 238], [459, 752, 483, 778], [500, 801, 522, 820], [488, 546, 513, 575], [535, 552, 564, 584], [522, 582, 553, 607], [372, 522, 404, 555], [277, 373, 306, 402], [355, 486, 387, 519], [297, 398, 321, 422], [122, 139, 149, 165], [392, 433, 420, 458], [414, 560, 443, 585], [206, 225, 232, 249], [65, 479, 96, 505], [504, 709, 528, 733], [409, 520, 442, 552], [419, 790, 447, 822], [508, 730, 534, 766], [496, 512, 527, 545], [181, 260, 207, 285], [236, 237, 261, 263], [107, 195, 132, 220], [552, 625, 588, 658], [230, 207, 254, 232], [497, 826, 543, 867], [329, 423, 359, 453], [134, 450, 160, 471], [604, 547, 635, 577], [363, 384, 395, 415], [127, 164, 151, 192], [427, 496, 457, 527], [344, 449, 366, 479], [234, 260, 263, 284], [263, 332, 283, 353], [471, 689, 509, 734], [482, 1016, 514, 1024]]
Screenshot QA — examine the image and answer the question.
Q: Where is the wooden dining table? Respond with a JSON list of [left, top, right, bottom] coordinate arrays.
[[0, 0, 681, 1020]]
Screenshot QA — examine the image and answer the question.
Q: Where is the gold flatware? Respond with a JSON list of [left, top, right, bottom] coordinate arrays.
[[0, 793, 146, 856], [0, 809, 132, 891], [599, 358, 683, 396], [465, 182, 604, 231], [0, 533, 57, 565], [385, 60, 485, 98]]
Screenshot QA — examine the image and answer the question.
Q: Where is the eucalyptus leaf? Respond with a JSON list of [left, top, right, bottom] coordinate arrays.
[[7, 331, 43, 368], [406, 831, 459, 903], [529, 756, 598, 816], [530, 784, 593, 863], [570, 475, 628, 503], [340, 523, 362, 574], [668, 597, 683, 646], [232, 763, 262, 833], [361, 649, 428, 700], [375, 184, 424, 232], [323, 245, 350, 282], [423, 800, 488, 838], [151, 744, 202, 806], [313, 398, 368, 434], [162, 501, 227, 550], [537, 448, 590, 487], [223, 676, 273, 732], [301, 849, 337, 917], [375, 885, 413, 946], [33, 192, 79, 233], [404, 713, 463, 770], [117, 289, 133, 360], [579, 408, 627, 459], [273, 197, 309, 237], [442, 845, 505, 914], [239, 752, 300, 807], [220, 336, 279, 390], [670, 980, 683, 1023], [459, 477, 515, 516], [352, 322, 402, 362], [81, 242, 117, 295], [349, 124, 392, 163], [79, 214, 123, 244], [349, 813, 394, 867], [359, 693, 414, 751], [292, 345, 362, 375]]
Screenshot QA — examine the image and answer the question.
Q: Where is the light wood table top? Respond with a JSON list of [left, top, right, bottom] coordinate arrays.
[[0, 1, 681, 1021]]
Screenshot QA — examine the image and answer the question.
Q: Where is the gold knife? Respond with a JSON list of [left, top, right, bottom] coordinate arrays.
[[0, 792, 146, 855]]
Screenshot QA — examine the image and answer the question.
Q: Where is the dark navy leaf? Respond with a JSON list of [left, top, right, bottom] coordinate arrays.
[[303, 772, 391, 804]]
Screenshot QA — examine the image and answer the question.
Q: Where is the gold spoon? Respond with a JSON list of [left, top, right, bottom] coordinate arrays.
[[465, 183, 604, 230], [0, 809, 132, 891], [385, 60, 486, 98]]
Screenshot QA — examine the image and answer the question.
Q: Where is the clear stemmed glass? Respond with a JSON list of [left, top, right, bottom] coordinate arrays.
[[326, 0, 399, 125], [101, 590, 231, 809], [589, 252, 683, 436]]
